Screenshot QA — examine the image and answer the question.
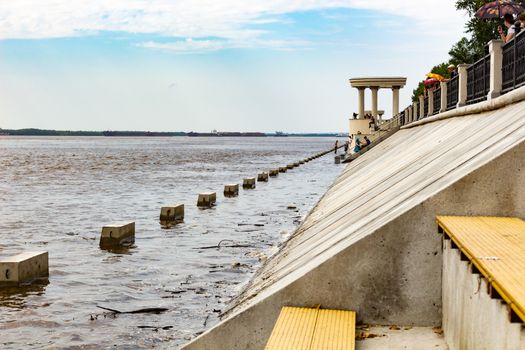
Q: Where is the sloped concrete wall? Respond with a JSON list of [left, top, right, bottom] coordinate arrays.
[[184, 141, 525, 350]]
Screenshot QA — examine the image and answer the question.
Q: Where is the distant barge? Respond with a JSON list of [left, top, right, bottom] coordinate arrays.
[[187, 132, 266, 137]]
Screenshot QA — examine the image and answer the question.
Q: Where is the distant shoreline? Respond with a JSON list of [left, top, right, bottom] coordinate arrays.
[[0, 128, 346, 138]]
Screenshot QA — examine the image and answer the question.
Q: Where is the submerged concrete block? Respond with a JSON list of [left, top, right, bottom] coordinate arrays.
[[257, 172, 269, 182], [243, 178, 256, 189], [286, 164, 294, 170], [198, 192, 217, 207], [0, 252, 49, 286], [335, 156, 341, 164], [299, 160, 305, 164], [269, 169, 279, 177], [160, 204, 184, 224], [293, 162, 300, 167], [100, 222, 135, 247], [224, 184, 239, 197], [279, 167, 287, 173]]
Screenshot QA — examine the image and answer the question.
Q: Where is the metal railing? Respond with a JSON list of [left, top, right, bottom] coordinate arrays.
[[502, 29, 525, 94], [395, 38, 525, 128], [447, 75, 459, 110], [466, 54, 490, 104], [433, 88, 441, 115]]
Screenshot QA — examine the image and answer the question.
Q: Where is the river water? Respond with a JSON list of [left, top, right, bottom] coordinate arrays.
[[0, 136, 344, 349]]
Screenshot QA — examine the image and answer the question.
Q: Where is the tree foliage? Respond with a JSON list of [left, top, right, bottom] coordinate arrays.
[[448, 37, 479, 66], [454, 0, 525, 61], [412, 0, 525, 100]]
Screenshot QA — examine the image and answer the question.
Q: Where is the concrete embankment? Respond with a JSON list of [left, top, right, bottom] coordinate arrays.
[[183, 86, 525, 350]]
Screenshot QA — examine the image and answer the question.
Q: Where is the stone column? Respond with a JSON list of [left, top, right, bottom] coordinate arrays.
[[370, 87, 379, 119], [440, 81, 448, 113], [392, 86, 400, 118], [407, 106, 412, 124], [488, 39, 504, 100], [358, 87, 366, 119], [419, 95, 424, 120], [457, 64, 469, 107], [428, 90, 434, 117], [412, 102, 418, 121]]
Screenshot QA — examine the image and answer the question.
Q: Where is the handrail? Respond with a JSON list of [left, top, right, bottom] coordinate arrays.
[[433, 88, 441, 115], [447, 75, 459, 111], [502, 29, 525, 94], [466, 54, 490, 105], [423, 96, 429, 118], [397, 37, 525, 127]]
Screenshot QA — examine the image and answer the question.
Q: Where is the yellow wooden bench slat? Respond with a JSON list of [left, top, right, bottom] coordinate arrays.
[[265, 306, 356, 350], [436, 216, 525, 323]]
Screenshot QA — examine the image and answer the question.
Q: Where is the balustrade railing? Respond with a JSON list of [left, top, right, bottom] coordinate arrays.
[[447, 75, 458, 110], [466, 54, 490, 104], [502, 30, 525, 94], [395, 38, 525, 128], [433, 88, 441, 115]]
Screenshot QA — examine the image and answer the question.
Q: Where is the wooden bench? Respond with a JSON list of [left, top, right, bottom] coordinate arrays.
[[265, 306, 356, 350], [437, 216, 525, 323]]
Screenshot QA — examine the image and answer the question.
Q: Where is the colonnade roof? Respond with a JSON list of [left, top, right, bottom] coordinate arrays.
[[349, 77, 407, 89]]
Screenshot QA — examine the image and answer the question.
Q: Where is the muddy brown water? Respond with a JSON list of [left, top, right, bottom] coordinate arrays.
[[0, 136, 345, 349]]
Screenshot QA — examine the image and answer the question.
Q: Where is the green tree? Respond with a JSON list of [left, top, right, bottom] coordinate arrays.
[[448, 37, 478, 65], [410, 0, 525, 102], [455, 0, 525, 62]]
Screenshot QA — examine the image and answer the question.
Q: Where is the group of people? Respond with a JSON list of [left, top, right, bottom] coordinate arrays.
[[353, 135, 371, 153], [499, 12, 525, 43], [335, 133, 372, 156]]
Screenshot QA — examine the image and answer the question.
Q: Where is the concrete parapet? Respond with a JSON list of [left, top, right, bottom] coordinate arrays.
[[100, 222, 135, 247], [243, 178, 256, 189], [279, 167, 287, 173], [224, 184, 239, 197], [269, 169, 279, 177], [160, 204, 184, 224], [257, 172, 269, 182], [0, 252, 49, 286], [198, 192, 217, 207]]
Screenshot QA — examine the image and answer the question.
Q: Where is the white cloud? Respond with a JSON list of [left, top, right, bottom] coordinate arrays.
[[0, 0, 466, 51], [138, 37, 311, 53]]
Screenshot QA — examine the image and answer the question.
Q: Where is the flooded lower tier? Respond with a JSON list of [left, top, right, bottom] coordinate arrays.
[[0, 136, 344, 349]]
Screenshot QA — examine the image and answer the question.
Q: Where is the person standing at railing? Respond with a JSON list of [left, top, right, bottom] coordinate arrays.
[[447, 64, 457, 79], [498, 14, 517, 43], [520, 12, 525, 30]]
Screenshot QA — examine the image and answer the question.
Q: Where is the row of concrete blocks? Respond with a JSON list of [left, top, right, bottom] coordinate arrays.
[[0, 151, 332, 287]]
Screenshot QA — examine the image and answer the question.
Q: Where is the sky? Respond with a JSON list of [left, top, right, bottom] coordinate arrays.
[[0, 1, 468, 133]]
